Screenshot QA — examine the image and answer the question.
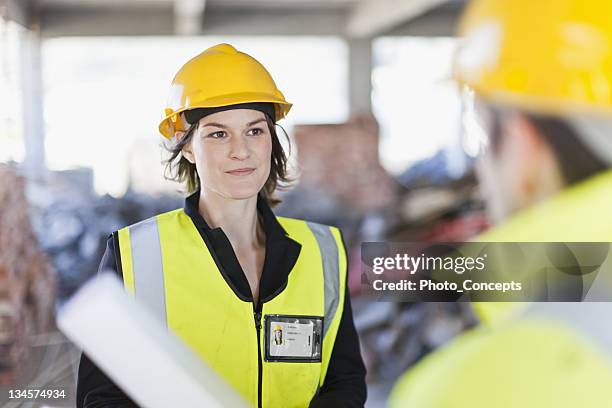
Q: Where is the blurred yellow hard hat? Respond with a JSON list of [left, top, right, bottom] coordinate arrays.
[[274, 325, 282, 331], [159, 43, 292, 138], [454, 0, 612, 116]]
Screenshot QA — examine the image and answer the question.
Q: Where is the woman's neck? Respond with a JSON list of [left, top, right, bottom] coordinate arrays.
[[198, 189, 263, 249]]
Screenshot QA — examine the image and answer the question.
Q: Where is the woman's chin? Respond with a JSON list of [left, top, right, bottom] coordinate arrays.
[[224, 186, 262, 201]]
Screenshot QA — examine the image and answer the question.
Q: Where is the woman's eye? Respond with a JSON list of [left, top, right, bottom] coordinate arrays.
[[248, 128, 263, 136], [207, 131, 226, 139]]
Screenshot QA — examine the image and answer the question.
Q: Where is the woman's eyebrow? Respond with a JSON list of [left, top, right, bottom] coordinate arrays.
[[201, 122, 227, 129], [246, 118, 266, 127]]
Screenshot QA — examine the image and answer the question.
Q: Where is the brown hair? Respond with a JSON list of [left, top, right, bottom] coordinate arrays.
[[163, 113, 292, 207]]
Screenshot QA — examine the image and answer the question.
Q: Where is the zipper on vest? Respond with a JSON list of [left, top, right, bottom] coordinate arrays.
[[254, 308, 263, 408]]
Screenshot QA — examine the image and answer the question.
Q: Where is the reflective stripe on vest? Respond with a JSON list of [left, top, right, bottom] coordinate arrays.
[[124, 217, 167, 327], [117, 209, 346, 407], [306, 221, 340, 340]]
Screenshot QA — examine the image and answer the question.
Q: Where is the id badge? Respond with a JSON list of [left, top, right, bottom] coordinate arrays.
[[264, 314, 323, 362]]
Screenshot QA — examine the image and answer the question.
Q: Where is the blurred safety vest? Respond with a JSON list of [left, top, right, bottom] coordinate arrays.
[[116, 209, 347, 408], [474, 169, 612, 325], [389, 170, 612, 408]]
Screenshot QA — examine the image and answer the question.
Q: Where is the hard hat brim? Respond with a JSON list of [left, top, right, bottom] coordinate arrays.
[[159, 92, 292, 138]]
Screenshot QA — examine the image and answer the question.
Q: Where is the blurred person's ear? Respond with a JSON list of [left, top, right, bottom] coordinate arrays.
[[502, 112, 564, 211], [476, 110, 565, 223]]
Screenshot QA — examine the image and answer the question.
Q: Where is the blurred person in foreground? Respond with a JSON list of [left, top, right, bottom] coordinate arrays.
[[76, 43, 366, 408], [390, 0, 612, 407]]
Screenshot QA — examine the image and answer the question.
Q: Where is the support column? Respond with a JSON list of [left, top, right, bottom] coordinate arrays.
[[20, 25, 46, 177], [174, 0, 206, 35], [347, 37, 373, 115]]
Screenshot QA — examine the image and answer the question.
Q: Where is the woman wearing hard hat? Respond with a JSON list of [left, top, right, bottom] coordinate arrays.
[[76, 44, 366, 407]]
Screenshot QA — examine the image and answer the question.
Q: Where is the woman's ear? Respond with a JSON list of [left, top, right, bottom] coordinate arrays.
[[175, 131, 196, 164], [182, 142, 196, 164]]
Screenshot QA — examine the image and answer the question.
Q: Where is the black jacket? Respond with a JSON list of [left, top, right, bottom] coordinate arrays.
[[76, 190, 367, 407]]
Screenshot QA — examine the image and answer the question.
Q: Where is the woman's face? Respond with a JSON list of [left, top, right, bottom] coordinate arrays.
[[181, 109, 272, 200]]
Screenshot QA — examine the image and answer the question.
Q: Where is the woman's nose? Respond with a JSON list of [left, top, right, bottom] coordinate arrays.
[[229, 134, 250, 160]]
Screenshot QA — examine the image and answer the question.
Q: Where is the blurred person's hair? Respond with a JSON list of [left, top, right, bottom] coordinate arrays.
[[488, 108, 609, 186], [162, 113, 293, 207]]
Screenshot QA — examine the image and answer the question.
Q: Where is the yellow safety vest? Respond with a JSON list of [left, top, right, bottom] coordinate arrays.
[[389, 170, 612, 407], [116, 209, 347, 408], [474, 169, 612, 324]]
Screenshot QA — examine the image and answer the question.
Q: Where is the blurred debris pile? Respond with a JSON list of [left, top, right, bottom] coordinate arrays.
[[351, 160, 485, 385], [391, 171, 488, 242], [353, 300, 476, 388], [397, 149, 475, 189], [25, 168, 183, 303], [0, 165, 55, 385]]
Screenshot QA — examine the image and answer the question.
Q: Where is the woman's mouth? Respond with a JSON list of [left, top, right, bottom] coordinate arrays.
[[226, 168, 255, 176]]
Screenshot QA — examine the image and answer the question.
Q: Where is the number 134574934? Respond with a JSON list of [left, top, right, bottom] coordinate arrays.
[[7, 389, 66, 400]]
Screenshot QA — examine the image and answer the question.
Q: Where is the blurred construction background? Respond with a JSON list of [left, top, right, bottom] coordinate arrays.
[[0, 0, 486, 406]]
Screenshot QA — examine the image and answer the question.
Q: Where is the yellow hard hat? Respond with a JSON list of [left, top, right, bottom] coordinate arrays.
[[159, 43, 292, 138], [274, 325, 282, 331], [454, 0, 612, 116]]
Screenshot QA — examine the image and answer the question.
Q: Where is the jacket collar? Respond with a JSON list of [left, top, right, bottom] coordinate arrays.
[[184, 189, 289, 241], [183, 188, 301, 305]]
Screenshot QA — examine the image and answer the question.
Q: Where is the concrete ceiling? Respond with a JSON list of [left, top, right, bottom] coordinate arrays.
[[7, 0, 465, 38], [36, 0, 357, 10]]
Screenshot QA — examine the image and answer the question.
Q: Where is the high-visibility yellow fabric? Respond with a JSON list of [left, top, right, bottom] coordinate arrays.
[[389, 320, 612, 408], [117, 227, 134, 294], [118, 209, 346, 407], [473, 169, 612, 324], [261, 215, 323, 407], [455, 0, 612, 116]]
